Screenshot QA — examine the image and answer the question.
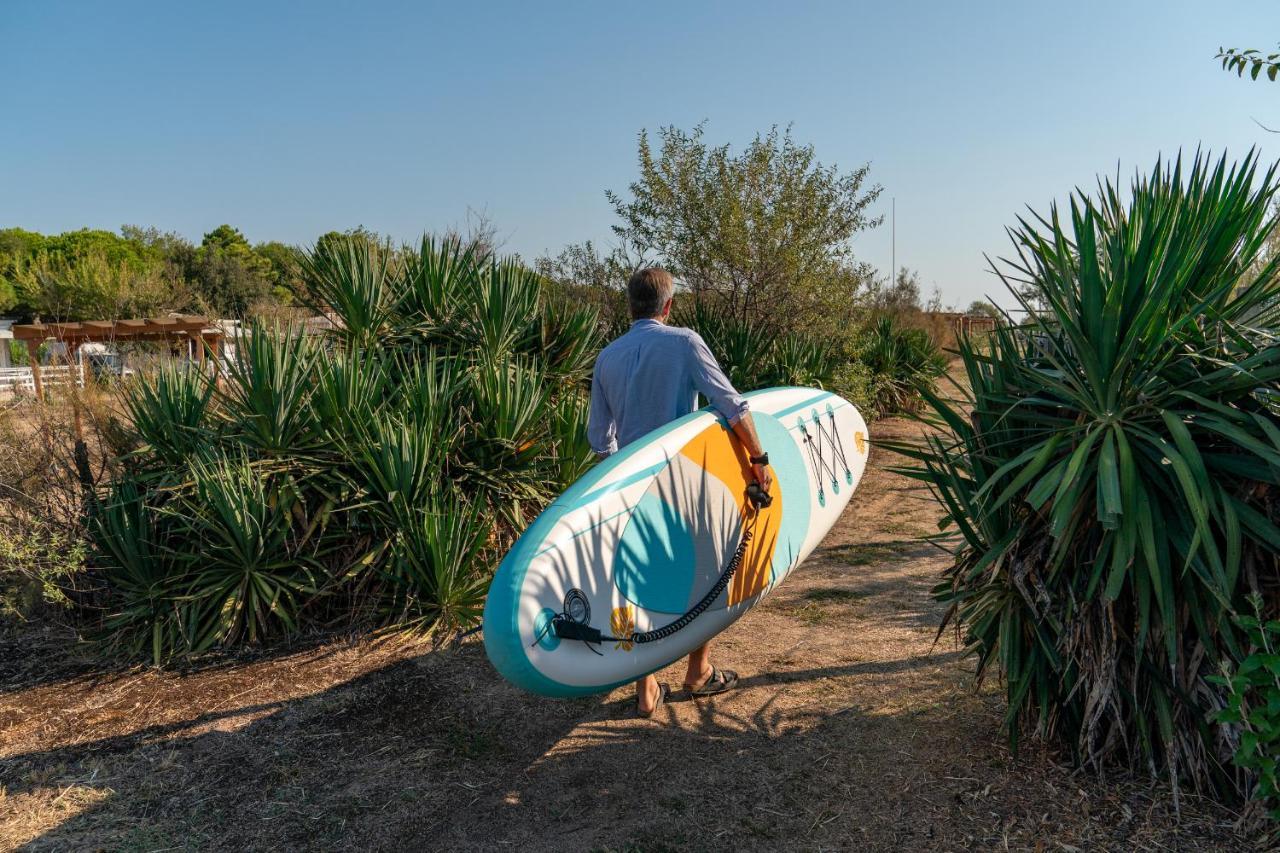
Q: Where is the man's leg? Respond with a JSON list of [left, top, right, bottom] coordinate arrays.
[[636, 674, 662, 714], [684, 642, 713, 690]]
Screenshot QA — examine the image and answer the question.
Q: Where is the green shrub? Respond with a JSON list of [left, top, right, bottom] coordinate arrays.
[[674, 301, 855, 398], [0, 523, 88, 619], [1211, 595, 1280, 821], [860, 315, 946, 416], [91, 238, 602, 663], [889, 151, 1280, 800]]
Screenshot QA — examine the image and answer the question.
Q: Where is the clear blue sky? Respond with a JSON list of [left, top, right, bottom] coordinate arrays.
[[3, 0, 1278, 308]]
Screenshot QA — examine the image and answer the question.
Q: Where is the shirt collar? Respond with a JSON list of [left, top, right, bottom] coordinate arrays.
[[631, 318, 664, 329]]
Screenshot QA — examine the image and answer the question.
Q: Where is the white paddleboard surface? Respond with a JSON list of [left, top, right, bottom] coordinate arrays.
[[484, 387, 869, 697]]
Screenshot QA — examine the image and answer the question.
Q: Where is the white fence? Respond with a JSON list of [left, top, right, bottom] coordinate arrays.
[[0, 363, 85, 397]]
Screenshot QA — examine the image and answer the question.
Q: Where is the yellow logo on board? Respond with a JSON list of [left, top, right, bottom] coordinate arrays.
[[611, 606, 635, 651]]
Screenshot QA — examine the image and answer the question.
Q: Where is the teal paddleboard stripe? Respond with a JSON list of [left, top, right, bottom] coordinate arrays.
[[564, 460, 670, 511], [531, 505, 635, 559], [770, 391, 835, 421], [786, 400, 849, 431]]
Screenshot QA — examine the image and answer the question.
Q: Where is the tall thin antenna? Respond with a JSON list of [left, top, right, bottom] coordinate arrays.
[[891, 197, 896, 284]]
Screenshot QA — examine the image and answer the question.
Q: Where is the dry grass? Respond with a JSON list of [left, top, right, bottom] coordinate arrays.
[[0, 415, 1270, 852]]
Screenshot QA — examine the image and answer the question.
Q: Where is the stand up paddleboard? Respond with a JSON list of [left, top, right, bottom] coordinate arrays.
[[483, 387, 869, 697]]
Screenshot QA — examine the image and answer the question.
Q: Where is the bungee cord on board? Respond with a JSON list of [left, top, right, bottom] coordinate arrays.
[[798, 408, 853, 506]]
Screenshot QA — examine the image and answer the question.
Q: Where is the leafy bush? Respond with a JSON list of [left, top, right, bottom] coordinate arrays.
[[0, 523, 88, 619], [890, 152, 1280, 800], [1212, 596, 1280, 821], [860, 315, 946, 415], [92, 238, 601, 662]]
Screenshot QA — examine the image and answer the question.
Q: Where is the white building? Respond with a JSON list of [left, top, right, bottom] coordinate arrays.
[[0, 319, 12, 369]]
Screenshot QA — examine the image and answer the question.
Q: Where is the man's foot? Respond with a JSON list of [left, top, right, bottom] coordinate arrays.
[[638, 682, 670, 718], [684, 665, 739, 697]]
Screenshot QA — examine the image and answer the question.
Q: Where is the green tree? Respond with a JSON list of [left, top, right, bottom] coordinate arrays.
[[120, 224, 194, 260], [0, 229, 48, 312], [314, 226, 386, 256], [605, 124, 882, 333], [14, 248, 182, 320], [0, 228, 48, 269], [0, 278, 16, 314], [254, 241, 303, 305], [1, 227, 190, 320], [865, 267, 923, 315], [180, 225, 277, 317], [534, 239, 641, 335], [1218, 44, 1280, 82], [43, 229, 153, 268], [965, 299, 1001, 318]]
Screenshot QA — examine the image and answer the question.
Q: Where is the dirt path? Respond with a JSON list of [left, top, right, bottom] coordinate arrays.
[[0, 417, 1258, 851]]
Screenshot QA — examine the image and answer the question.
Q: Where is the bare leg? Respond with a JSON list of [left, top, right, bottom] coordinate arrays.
[[636, 674, 662, 714], [684, 642, 713, 690]]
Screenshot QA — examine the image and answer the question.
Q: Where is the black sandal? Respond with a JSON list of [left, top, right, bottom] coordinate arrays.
[[638, 682, 670, 718], [686, 666, 739, 697]]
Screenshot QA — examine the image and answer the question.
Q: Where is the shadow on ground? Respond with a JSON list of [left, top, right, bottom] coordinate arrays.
[[5, 637, 1252, 852], [3, 640, 979, 852]]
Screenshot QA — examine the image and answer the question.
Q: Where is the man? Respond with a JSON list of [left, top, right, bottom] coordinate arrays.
[[588, 267, 773, 718]]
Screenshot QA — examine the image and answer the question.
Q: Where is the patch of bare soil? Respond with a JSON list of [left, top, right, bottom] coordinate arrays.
[[0, 416, 1267, 852]]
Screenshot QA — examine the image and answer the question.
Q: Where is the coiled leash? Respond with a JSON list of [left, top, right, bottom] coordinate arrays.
[[532, 482, 773, 655]]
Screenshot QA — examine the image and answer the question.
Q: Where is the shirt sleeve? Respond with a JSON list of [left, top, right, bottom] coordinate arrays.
[[587, 365, 618, 456], [687, 332, 749, 425]]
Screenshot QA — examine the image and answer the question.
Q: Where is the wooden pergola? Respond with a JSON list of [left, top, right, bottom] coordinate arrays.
[[11, 315, 222, 399], [934, 311, 1000, 336]]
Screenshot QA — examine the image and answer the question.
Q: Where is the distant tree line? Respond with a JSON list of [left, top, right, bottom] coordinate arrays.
[[0, 224, 343, 322], [0, 215, 510, 324]]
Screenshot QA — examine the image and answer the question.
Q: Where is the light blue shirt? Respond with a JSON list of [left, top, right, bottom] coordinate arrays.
[[588, 318, 749, 456]]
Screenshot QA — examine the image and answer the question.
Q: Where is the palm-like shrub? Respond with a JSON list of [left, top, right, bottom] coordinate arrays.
[[892, 152, 1280, 800], [92, 237, 601, 662], [675, 301, 856, 396], [861, 315, 946, 415]]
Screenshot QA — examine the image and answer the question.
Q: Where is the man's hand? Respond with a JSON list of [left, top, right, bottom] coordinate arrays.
[[751, 461, 773, 495]]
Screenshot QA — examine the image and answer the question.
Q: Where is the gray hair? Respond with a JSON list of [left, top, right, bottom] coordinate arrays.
[[627, 267, 675, 319]]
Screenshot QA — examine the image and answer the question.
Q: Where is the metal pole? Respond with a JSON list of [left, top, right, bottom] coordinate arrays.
[[891, 197, 896, 285]]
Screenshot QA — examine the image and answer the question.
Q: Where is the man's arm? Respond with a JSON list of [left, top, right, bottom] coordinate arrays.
[[587, 367, 617, 459], [731, 412, 772, 495], [687, 333, 772, 493]]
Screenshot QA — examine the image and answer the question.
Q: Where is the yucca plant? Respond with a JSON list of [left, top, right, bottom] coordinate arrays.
[[766, 332, 844, 388], [93, 479, 188, 664], [861, 315, 946, 415], [459, 356, 555, 523], [91, 236, 603, 662], [674, 300, 848, 394], [395, 237, 480, 336], [122, 364, 216, 471], [889, 151, 1280, 801], [310, 348, 394, 447], [678, 301, 771, 390], [380, 490, 493, 629], [548, 391, 596, 492], [163, 453, 322, 651], [462, 258, 543, 358], [220, 322, 323, 456], [296, 234, 401, 350], [538, 294, 606, 382]]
